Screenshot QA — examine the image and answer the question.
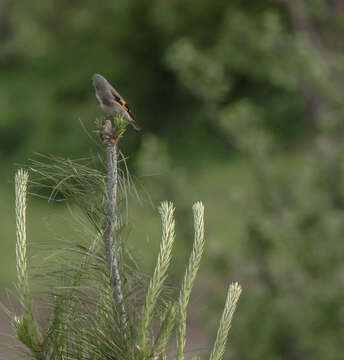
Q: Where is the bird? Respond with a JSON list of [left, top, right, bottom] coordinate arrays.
[[92, 73, 141, 131]]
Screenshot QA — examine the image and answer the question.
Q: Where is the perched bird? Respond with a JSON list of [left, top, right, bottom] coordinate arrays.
[[92, 73, 141, 131]]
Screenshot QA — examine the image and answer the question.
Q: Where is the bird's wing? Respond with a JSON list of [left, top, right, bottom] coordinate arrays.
[[109, 85, 134, 117], [109, 84, 122, 102]]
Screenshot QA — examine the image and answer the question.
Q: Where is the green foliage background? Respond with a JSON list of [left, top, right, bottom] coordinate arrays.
[[1, 1, 344, 359]]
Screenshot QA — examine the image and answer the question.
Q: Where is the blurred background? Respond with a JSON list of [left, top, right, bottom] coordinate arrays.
[[1, 0, 344, 359]]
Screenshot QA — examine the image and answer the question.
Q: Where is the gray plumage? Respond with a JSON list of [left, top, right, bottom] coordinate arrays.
[[92, 74, 141, 131]]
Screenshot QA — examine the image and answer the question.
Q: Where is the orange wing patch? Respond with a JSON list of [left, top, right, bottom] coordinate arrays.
[[119, 98, 129, 112]]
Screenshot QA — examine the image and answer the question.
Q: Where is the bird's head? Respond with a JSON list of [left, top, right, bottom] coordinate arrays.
[[92, 74, 107, 90]]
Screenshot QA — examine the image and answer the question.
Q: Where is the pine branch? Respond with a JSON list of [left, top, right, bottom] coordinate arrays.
[[152, 302, 177, 358], [15, 169, 29, 298], [209, 282, 242, 360], [102, 119, 128, 327], [177, 201, 205, 360], [139, 201, 176, 355], [14, 169, 41, 357]]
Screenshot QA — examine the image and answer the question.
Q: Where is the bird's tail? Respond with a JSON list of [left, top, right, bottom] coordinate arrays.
[[130, 119, 141, 131]]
